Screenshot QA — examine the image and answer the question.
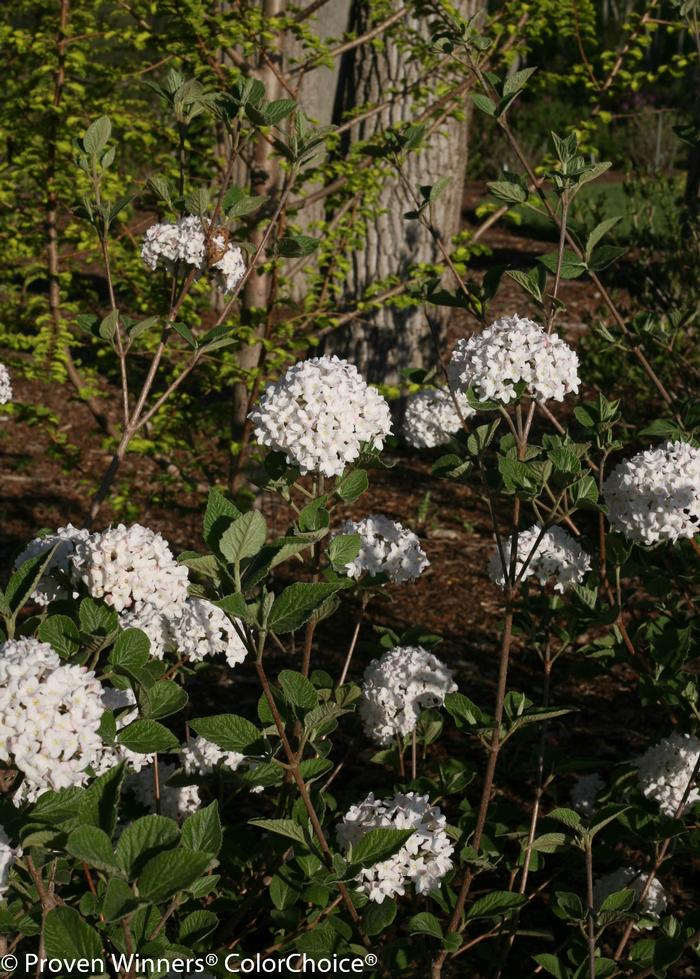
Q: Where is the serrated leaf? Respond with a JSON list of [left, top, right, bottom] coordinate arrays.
[[44, 908, 103, 967], [189, 714, 263, 753], [268, 582, 349, 634], [249, 818, 309, 847], [181, 802, 222, 855], [409, 911, 443, 938], [219, 510, 267, 564], [137, 849, 213, 903], [66, 826, 118, 873], [350, 828, 414, 868], [466, 891, 527, 919], [278, 670, 318, 711], [117, 719, 179, 754], [115, 815, 180, 878]]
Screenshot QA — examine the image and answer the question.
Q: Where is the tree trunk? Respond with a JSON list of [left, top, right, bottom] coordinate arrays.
[[326, 0, 484, 384]]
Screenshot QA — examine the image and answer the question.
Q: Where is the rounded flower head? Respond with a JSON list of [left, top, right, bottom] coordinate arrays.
[[0, 826, 21, 899], [448, 315, 580, 405], [604, 440, 700, 545], [125, 761, 200, 821], [0, 363, 12, 405], [337, 792, 454, 902], [571, 773, 605, 817], [181, 735, 245, 776], [14, 524, 91, 606], [335, 514, 429, 583], [248, 355, 392, 477], [403, 388, 473, 449], [71, 523, 189, 613], [0, 638, 106, 804], [488, 524, 591, 593], [635, 732, 700, 817], [142, 215, 246, 293], [360, 645, 456, 745], [173, 598, 248, 668], [593, 868, 667, 926]]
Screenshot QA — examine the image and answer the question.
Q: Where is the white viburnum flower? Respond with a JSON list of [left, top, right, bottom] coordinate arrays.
[[14, 524, 91, 606], [448, 315, 580, 405], [402, 388, 473, 449], [635, 732, 700, 817], [141, 215, 246, 293], [360, 645, 456, 745], [71, 523, 189, 613], [124, 761, 201, 821], [181, 735, 245, 776], [488, 524, 591, 593], [337, 792, 454, 902], [173, 598, 248, 668], [571, 773, 605, 818], [0, 826, 21, 899], [0, 363, 12, 405], [334, 514, 429, 583], [593, 867, 668, 926], [0, 638, 105, 804], [248, 355, 392, 478], [603, 440, 700, 545]]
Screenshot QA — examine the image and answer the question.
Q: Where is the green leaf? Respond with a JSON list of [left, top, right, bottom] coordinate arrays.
[[350, 828, 414, 869], [44, 908, 103, 967], [363, 898, 397, 936], [79, 597, 118, 636], [66, 826, 118, 873], [38, 615, 80, 658], [189, 714, 263, 753], [270, 869, 302, 910], [83, 116, 111, 157], [265, 98, 297, 124], [268, 582, 349, 633], [249, 818, 310, 847], [138, 849, 213, 903], [115, 815, 180, 878], [546, 807, 583, 831], [537, 250, 587, 279], [532, 953, 570, 979], [530, 832, 568, 853], [178, 909, 218, 945], [143, 680, 188, 720], [79, 764, 124, 835], [335, 469, 368, 503], [117, 719, 179, 754], [277, 234, 319, 257], [278, 670, 318, 711], [503, 66, 537, 96], [99, 308, 119, 341], [444, 692, 487, 727], [203, 488, 242, 547], [429, 175, 452, 203], [599, 888, 635, 913], [471, 93, 496, 116], [219, 510, 267, 564], [4, 544, 58, 618], [172, 321, 197, 348], [409, 911, 443, 939], [181, 802, 222, 855], [328, 533, 361, 570], [466, 891, 527, 919], [585, 216, 622, 262], [111, 628, 151, 669], [102, 878, 140, 922]]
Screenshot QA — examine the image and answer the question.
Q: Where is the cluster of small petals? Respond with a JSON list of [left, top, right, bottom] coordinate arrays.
[[141, 215, 246, 293], [71, 523, 189, 613], [337, 792, 454, 902], [593, 867, 668, 924], [15, 524, 91, 606], [119, 602, 172, 659], [635, 732, 700, 816], [125, 761, 200, 821], [0, 363, 12, 405], [0, 826, 21, 899], [248, 356, 392, 477], [335, 514, 429, 583], [360, 645, 456, 745], [402, 388, 473, 449], [571, 773, 606, 817], [448, 315, 580, 405], [173, 598, 248, 667], [488, 524, 591, 593], [0, 638, 105, 804], [181, 736, 245, 776], [603, 440, 700, 545]]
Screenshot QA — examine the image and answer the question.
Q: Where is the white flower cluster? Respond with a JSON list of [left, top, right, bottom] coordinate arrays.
[[603, 440, 700, 545], [142, 215, 246, 292], [448, 315, 580, 405], [488, 524, 591, 593], [337, 792, 454, 902], [181, 735, 245, 776], [571, 773, 605, 817], [593, 867, 668, 924], [248, 355, 392, 477], [0, 363, 12, 405], [0, 826, 21, 899], [72, 523, 189, 613], [14, 524, 90, 605], [403, 388, 473, 449], [335, 514, 429, 583], [635, 732, 700, 816], [0, 638, 105, 804], [124, 761, 201, 822], [121, 597, 247, 667], [360, 645, 456, 745]]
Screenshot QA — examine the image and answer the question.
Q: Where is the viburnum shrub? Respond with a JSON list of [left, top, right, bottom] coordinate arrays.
[[3, 23, 700, 979]]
